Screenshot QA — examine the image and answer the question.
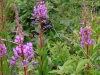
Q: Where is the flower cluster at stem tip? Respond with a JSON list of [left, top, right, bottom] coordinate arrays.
[[80, 26, 94, 46], [10, 35, 34, 66], [32, 1, 49, 24], [32, 1, 48, 19]]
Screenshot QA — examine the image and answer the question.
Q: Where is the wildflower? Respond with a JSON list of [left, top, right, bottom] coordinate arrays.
[[80, 26, 94, 46], [10, 36, 34, 66], [14, 35, 24, 44], [32, 1, 48, 19]]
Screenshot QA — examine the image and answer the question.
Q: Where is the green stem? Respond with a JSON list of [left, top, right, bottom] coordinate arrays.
[[86, 45, 88, 59]]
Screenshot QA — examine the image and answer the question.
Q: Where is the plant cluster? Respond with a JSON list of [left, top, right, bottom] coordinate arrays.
[[0, 0, 100, 75]]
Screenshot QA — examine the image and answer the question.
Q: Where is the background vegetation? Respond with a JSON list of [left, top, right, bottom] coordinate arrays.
[[0, 0, 100, 75]]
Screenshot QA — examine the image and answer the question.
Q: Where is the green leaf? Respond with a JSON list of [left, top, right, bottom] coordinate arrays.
[[49, 70, 60, 74], [63, 60, 73, 67], [76, 59, 89, 73]]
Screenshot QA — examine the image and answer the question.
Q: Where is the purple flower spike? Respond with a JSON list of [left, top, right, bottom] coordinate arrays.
[[14, 35, 24, 44], [80, 26, 94, 47], [10, 35, 34, 66], [33, 1, 49, 19], [32, 1, 49, 25]]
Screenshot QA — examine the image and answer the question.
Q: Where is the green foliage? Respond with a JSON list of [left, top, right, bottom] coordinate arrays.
[[76, 59, 89, 74], [49, 59, 74, 75], [0, 0, 100, 75]]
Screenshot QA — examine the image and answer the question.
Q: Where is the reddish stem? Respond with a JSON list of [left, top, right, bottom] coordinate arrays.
[[85, 30, 90, 68], [39, 16, 44, 75], [20, 37, 27, 75], [85, 30, 89, 59], [83, 0, 89, 59], [21, 43, 24, 60], [24, 67, 27, 75], [85, 31, 89, 68]]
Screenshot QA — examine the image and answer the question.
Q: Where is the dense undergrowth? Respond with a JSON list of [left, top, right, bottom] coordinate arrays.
[[0, 0, 100, 75]]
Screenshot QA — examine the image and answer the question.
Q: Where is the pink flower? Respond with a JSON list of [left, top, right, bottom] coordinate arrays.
[[32, 1, 49, 19], [80, 26, 94, 46], [10, 35, 34, 66], [14, 35, 24, 44]]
